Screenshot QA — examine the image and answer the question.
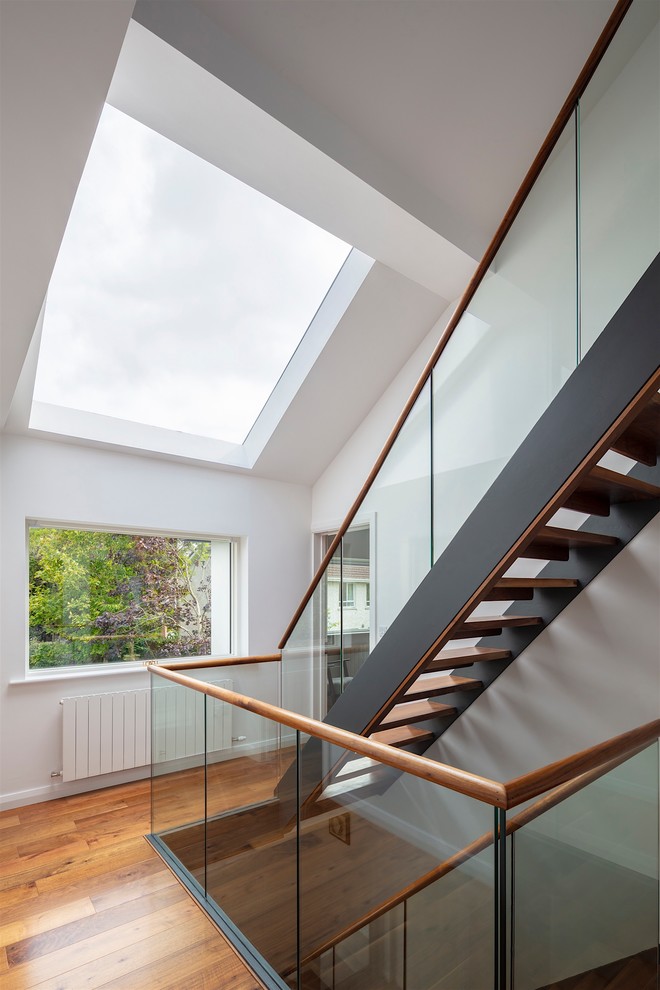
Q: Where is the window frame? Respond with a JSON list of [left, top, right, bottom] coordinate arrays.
[[341, 581, 355, 608], [25, 519, 237, 675]]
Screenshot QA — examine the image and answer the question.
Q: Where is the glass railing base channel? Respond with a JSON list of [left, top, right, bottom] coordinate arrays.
[[146, 833, 290, 990]]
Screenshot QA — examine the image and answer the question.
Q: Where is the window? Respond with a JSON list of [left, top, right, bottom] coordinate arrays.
[[28, 526, 233, 669], [342, 582, 355, 608], [33, 103, 351, 447]]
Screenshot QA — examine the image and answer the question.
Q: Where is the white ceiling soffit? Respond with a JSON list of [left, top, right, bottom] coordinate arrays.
[[120, 4, 478, 300], [0, 0, 135, 427], [251, 261, 448, 486], [187, 0, 617, 258]]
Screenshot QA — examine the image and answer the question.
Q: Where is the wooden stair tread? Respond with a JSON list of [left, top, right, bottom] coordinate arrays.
[[494, 577, 579, 589], [369, 725, 435, 748], [454, 614, 543, 636], [576, 465, 660, 502], [610, 392, 660, 466], [379, 699, 457, 729], [534, 525, 619, 547], [404, 674, 482, 701], [485, 576, 579, 600], [426, 646, 511, 671], [521, 525, 618, 560]]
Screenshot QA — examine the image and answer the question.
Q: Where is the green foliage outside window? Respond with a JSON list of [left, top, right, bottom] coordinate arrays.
[[28, 528, 213, 668]]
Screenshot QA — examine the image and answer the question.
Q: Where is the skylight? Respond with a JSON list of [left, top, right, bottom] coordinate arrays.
[[33, 104, 351, 444]]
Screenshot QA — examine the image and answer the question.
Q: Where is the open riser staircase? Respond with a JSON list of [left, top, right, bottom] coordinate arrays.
[[317, 253, 660, 780]]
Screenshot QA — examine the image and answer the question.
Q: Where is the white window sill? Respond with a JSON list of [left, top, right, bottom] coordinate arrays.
[[10, 655, 238, 685], [10, 664, 150, 685]]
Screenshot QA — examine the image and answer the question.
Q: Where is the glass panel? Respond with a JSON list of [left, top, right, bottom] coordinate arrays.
[[284, 381, 432, 719], [282, 542, 341, 720], [204, 701, 298, 985], [513, 742, 659, 989], [151, 676, 207, 889], [579, 0, 660, 357], [341, 522, 372, 691], [296, 736, 494, 990], [433, 117, 577, 561], [358, 378, 432, 647]]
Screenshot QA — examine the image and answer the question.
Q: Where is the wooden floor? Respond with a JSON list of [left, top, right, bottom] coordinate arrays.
[[0, 779, 264, 990]]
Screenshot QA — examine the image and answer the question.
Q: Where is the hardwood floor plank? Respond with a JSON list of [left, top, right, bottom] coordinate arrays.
[[0, 897, 95, 951], [33, 837, 154, 895], [0, 839, 92, 881], [0, 815, 21, 831], [89, 865, 177, 913], [2, 898, 202, 988], [24, 913, 229, 990], [16, 831, 90, 860], [1, 782, 261, 990], [0, 880, 39, 911], [5, 884, 187, 967], [0, 818, 79, 852], [96, 934, 262, 990], [0, 858, 164, 927]]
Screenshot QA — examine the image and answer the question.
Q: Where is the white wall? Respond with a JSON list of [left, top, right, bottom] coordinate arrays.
[[311, 301, 456, 532], [0, 435, 311, 809]]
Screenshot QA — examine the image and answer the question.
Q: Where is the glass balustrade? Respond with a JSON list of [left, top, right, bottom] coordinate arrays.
[[296, 735, 495, 990], [511, 741, 659, 989], [150, 669, 508, 990], [279, 0, 659, 720], [151, 675, 207, 887], [432, 115, 577, 561], [150, 669, 660, 990], [579, 0, 660, 358], [282, 381, 432, 720]]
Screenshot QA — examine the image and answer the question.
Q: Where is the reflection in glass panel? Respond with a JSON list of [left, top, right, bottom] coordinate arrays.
[[359, 379, 432, 648], [579, 0, 660, 357], [297, 736, 494, 989], [433, 117, 577, 561], [151, 677, 207, 888], [203, 701, 298, 984], [340, 523, 372, 695], [513, 743, 659, 989], [282, 541, 342, 721]]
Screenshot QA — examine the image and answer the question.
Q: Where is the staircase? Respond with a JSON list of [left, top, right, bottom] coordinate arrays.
[[315, 253, 660, 772], [367, 390, 660, 750]]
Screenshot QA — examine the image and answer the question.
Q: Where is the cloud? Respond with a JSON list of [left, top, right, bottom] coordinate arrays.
[[35, 104, 350, 444]]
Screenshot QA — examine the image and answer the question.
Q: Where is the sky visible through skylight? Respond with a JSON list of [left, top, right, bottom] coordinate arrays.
[[34, 104, 351, 444]]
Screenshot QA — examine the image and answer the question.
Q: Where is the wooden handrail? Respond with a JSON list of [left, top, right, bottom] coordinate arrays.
[[503, 718, 660, 807], [154, 653, 281, 671], [149, 664, 507, 807], [277, 0, 633, 651], [150, 664, 659, 813], [293, 741, 651, 972]]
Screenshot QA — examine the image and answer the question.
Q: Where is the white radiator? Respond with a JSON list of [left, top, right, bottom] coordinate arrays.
[[61, 680, 232, 782]]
